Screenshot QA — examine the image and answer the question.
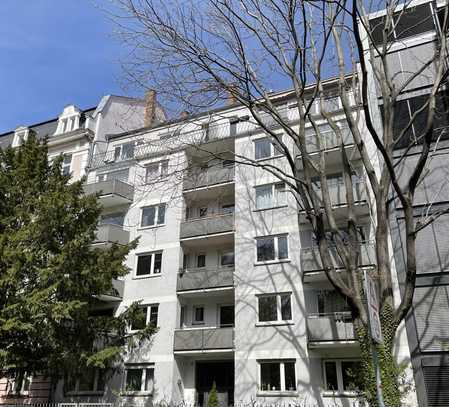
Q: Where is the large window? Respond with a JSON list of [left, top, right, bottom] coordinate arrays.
[[136, 252, 163, 277], [124, 364, 154, 393], [259, 360, 296, 392], [100, 212, 125, 226], [323, 360, 362, 393], [145, 160, 168, 182], [256, 235, 288, 262], [254, 136, 283, 160], [141, 204, 166, 227], [114, 142, 135, 162], [66, 369, 105, 394], [258, 293, 292, 322], [131, 304, 159, 331], [255, 182, 286, 210]]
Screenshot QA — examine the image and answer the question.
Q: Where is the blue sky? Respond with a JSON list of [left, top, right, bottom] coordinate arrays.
[[0, 0, 132, 134]]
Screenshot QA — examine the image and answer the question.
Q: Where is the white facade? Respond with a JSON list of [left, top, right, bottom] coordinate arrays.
[[72, 84, 418, 407]]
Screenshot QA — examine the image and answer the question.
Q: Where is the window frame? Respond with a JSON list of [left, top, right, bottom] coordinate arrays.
[[8, 372, 32, 396], [192, 305, 205, 325], [258, 360, 297, 394], [123, 364, 155, 395], [140, 203, 167, 228], [65, 369, 105, 395], [130, 304, 159, 331], [114, 142, 135, 162], [145, 160, 169, 183], [62, 153, 73, 176], [322, 359, 362, 395], [255, 182, 287, 210], [257, 292, 293, 324], [135, 251, 163, 278], [255, 234, 289, 263], [254, 136, 284, 160]]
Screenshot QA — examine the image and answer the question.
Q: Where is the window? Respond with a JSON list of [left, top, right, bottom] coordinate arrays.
[[193, 306, 205, 324], [256, 235, 288, 262], [323, 360, 362, 393], [66, 369, 105, 394], [62, 154, 72, 176], [196, 254, 206, 268], [317, 290, 350, 314], [254, 136, 283, 160], [131, 304, 159, 330], [221, 204, 235, 214], [145, 160, 169, 182], [8, 372, 32, 395], [124, 364, 154, 393], [114, 142, 135, 162], [259, 361, 296, 392], [258, 293, 292, 322], [141, 204, 166, 227], [220, 251, 235, 267], [199, 207, 208, 218], [136, 252, 163, 277], [97, 168, 129, 183], [255, 182, 286, 209], [101, 212, 125, 226]]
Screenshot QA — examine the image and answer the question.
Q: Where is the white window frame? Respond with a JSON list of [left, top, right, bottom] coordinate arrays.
[[255, 234, 289, 263], [123, 364, 155, 394], [257, 293, 292, 323], [135, 251, 163, 278], [130, 304, 159, 331], [8, 372, 32, 396], [255, 182, 287, 210], [322, 359, 362, 395], [140, 203, 166, 228], [145, 160, 169, 183], [254, 136, 283, 160], [192, 305, 205, 325], [96, 168, 129, 183], [66, 369, 104, 394], [13, 127, 29, 148], [220, 250, 235, 267], [196, 253, 206, 268], [258, 360, 297, 393], [62, 153, 72, 176], [113, 142, 135, 162]]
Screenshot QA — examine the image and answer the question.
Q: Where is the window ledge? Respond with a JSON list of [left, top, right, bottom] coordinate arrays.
[[255, 321, 294, 327], [133, 273, 162, 280], [322, 390, 360, 398], [137, 224, 165, 231], [254, 259, 291, 266], [66, 391, 104, 396], [253, 205, 288, 213], [255, 155, 284, 163], [257, 391, 298, 397], [121, 391, 153, 397]]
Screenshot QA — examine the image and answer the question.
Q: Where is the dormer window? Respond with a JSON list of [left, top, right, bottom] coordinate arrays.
[[56, 105, 81, 135], [13, 126, 29, 147]]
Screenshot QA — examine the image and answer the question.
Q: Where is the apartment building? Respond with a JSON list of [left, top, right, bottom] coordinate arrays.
[[363, 1, 449, 406], [0, 92, 164, 404], [48, 75, 418, 407]]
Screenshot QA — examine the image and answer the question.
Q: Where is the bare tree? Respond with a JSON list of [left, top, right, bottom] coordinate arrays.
[[105, 0, 449, 405]]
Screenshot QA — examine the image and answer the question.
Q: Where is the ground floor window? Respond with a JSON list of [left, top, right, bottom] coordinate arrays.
[[259, 360, 296, 392], [323, 360, 362, 393], [7, 371, 32, 395], [66, 368, 105, 394], [124, 364, 155, 393]]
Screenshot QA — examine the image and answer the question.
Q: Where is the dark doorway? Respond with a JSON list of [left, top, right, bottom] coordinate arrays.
[[196, 360, 234, 407], [219, 305, 234, 327]]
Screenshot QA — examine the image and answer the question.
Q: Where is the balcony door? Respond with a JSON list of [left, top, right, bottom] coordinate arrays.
[[219, 305, 234, 327]]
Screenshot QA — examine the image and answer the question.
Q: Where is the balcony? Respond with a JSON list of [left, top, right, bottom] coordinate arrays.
[[183, 166, 234, 191], [177, 267, 234, 293], [93, 224, 130, 246], [307, 313, 357, 348], [84, 179, 134, 207], [174, 327, 234, 353], [180, 213, 234, 240], [301, 242, 376, 283], [305, 128, 354, 154]]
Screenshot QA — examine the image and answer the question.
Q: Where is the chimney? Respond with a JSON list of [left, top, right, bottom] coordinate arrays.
[[144, 89, 157, 127], [180, 111, 190, 120]]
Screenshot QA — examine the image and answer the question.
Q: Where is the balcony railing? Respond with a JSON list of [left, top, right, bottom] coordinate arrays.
[[304, 128, 354, 154], [174, 327, 234, 352], [319, 179, 367, 206], [84, 179, 134, 204], [307, 312, 356, 343], [180, 213, 234, 239], [183, 166, 234, 190], [94, 224, 130, 245], [177, 267, 234, 292], [301, 242, 376, 273]]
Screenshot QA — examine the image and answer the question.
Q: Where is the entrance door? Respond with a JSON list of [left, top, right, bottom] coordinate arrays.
[[219, 305, 234, 327], [196, 361, 234, 407]]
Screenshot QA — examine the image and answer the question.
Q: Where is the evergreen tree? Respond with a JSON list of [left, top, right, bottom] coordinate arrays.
[[0, 133, 154, 378], [207, 381, 219, 407]]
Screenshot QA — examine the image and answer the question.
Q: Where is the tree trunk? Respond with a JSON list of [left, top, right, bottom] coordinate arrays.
[[355, 303, 402, 407]]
